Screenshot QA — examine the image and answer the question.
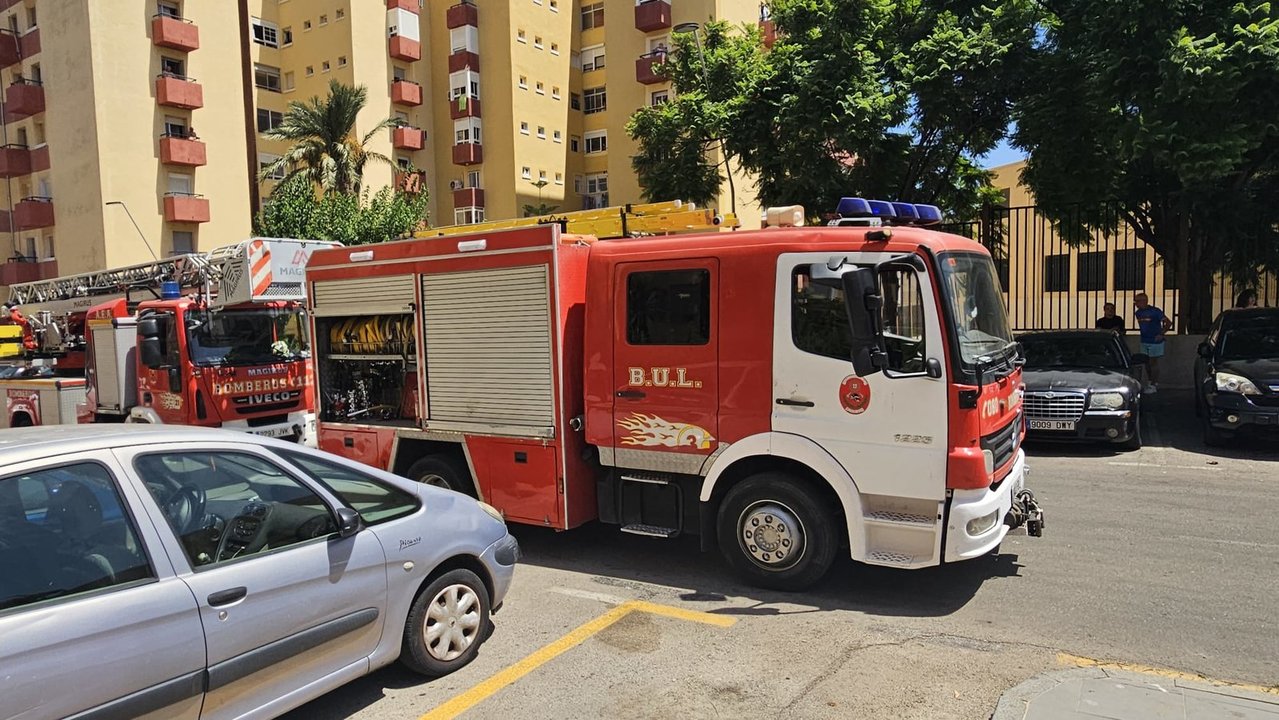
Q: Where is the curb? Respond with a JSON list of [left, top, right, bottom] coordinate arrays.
[[990, 668, 1108, 720]]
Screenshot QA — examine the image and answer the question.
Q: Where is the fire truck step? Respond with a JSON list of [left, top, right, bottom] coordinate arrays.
[[619, 472, 674, 485], [620, 523, 679, 538], [866, 550, 916, 566], [863, 510, 934, 527]]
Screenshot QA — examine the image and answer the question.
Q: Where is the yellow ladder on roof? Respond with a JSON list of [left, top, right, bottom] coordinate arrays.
[[416, 200, 739, 239]]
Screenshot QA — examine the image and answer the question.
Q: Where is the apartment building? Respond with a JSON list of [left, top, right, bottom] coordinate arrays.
[[0, 0, 761, 290]]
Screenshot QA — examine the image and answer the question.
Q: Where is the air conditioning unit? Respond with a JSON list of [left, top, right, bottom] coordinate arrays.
[[449, 180, 463, 190]]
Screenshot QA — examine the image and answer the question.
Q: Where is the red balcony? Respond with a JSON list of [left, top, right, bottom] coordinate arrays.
[[635, 0, 671, 32], [395, 169, 426, 194], [14, 197, 54, 230], [156, 74, 203, 109], [0, 145, 30, 178], [761, 19, 777, 48], [635, 51, 667, 84], [5, 81, 43, 119], [448, 50, 480, 73], [389, 35, 421, 62], [393, 126, 425, 150], [449, 95, 480, 119], [151, 15, 200, 51], [0, 31, 17, 67], [0, 259, 57, 285], [452, 187, 484, 208], [391, 79, 422, 106], [446, 2, 478, 29], [18, 28, 37, 58], [0, 210, 9, 232], [163, 193, 210, 223], [387, 0, 418, 10], [160, 135, 207, 166], [30, 144, 48, 172], [451, 143, 482, 166]]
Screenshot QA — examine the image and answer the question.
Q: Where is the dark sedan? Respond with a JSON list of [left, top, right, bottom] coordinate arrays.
[[1194, 307, 1279, 445], [1017, 330, 1145, 450]]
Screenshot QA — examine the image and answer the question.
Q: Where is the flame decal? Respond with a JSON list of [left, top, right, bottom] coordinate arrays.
[[618, 413, 715, 450]]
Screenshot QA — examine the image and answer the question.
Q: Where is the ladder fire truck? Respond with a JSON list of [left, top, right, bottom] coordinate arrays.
[[306, 199, 1044, 589], [3, 238, 335, 443]]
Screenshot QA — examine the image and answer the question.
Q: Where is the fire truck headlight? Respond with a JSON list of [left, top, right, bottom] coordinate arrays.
[[1088, 392, 1126, 410], [967, 510, 999, 537], [982, 449, 995, 475]]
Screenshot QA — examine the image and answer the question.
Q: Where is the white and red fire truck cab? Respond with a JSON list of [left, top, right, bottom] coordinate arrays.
[[308, 204, 1042, 588]]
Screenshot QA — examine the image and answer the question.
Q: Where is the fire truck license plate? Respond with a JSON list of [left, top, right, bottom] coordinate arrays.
[[1028, 419, 1075, 431], [253, 426, 295, 439]]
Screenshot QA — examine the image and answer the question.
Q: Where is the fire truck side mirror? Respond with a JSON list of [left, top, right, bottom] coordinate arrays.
[[841, 268, 887, 377], [139, 338, 164, 369], [137, 317, 161, 340]]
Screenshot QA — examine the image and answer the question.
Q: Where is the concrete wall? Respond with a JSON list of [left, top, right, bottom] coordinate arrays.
[[1120, 334, 1201, 390]]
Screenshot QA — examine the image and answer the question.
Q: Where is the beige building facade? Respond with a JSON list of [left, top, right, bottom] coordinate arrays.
[[0, 0, 760, 291]]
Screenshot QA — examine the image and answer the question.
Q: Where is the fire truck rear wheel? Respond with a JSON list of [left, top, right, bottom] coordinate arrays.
[[406, 455, 474, 497], [716, 473, 838, 591]]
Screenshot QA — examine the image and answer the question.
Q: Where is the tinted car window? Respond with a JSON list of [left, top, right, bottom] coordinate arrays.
[[1022, 337, 1124, 369], [1219, 317, 1279, 360], [279, 451, 420, 525], [0, 463, 154, 611], [134, 452, 337, 569]]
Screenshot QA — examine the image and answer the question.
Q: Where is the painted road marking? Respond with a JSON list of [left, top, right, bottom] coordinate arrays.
[[1107, 461, 1222, 471], [419, 600, 737, 720], [548, 587, 633, 605], [1058, 653, 1279, 696]]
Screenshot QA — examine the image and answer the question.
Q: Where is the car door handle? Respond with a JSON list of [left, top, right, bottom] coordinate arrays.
[[207, 587, 247, 607], [776, 398, 816, 407], [616, 390, 646, 399]]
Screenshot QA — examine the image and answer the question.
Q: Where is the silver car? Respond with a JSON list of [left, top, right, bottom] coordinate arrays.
[[0, 425, 517, 720]]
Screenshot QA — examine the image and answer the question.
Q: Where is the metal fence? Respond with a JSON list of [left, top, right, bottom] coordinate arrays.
[[942, 204, 1278, 333]]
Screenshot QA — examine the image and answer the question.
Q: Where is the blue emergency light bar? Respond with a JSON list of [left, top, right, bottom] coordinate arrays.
[[836, 197, 944, 227]]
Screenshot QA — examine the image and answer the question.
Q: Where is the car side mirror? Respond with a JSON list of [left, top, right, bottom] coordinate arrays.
[[840, 267, 887, 377], [139, 337, 164, 369], [1197, 342, 1212, 359], [336, 507, 362, 538], [1131, 353, 1149, 365]]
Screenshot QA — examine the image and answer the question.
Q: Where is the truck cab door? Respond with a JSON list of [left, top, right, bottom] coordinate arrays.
[[611, 260, 719, 474], [136, 310, 186, 423]]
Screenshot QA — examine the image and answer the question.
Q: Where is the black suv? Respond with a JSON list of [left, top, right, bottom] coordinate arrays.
[[1194, 307, 1279, 445]]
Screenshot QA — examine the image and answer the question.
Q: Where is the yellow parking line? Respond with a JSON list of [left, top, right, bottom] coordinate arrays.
[[1057, 653, 1279, 696], [419, 600, 737, 720]]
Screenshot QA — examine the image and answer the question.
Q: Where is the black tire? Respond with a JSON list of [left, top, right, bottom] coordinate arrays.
[[405, 455, 474, 496], [716, 473, 838, 591], [400, 568, 491, 677], [1203, 418, 1231, 447], [1193, 389, 1204, 418]]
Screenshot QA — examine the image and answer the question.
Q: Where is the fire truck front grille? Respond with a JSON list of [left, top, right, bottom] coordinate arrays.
[[1023, 392, 1085, 421], [244, 411, 293, 426], [981, 414, 1021, 472]]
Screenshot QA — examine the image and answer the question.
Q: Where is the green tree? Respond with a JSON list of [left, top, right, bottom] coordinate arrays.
[[253, 174, 428, 245], [522, 180, 561, 217], [627, 1, 1041, 221], [259, 80, 401, 195], [1014, 0, 1279, 332]]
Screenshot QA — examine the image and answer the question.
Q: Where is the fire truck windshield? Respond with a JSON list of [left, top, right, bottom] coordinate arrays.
[[937, 252, 1015, 367], [186, 308, 309, 367]]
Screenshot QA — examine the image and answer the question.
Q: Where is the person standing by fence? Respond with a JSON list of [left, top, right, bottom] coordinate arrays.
[[1134, 293, 1173, 394], [1096, 302, 1125, 333]]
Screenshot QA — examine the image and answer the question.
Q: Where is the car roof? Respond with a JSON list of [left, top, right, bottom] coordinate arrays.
[[1218, 307, 1279, 324], [1016, 330, 1120, 341], [0, 425, 285, 469]]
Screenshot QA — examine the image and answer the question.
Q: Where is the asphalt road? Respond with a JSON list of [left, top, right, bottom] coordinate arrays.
[[284, 389, 1278, 719]]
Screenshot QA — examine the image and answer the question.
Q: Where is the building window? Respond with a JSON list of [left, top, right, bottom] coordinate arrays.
[[393, 66, 407, 81], [449, 70, 480, 99], [570, 135, 580, 152], [163, 115, 187, 137], [1043, 254, 1069, 293], [303, 20, 312, 30], [581, 2, 604, 30], [252, 17, 279, 47], [42, 235, 54, 259], [583, 87, 606, 114], [157, 2, 181, 19], [584, 172, 608, 208], [651, 90, 669, 105], [454, 118, 482, 144], [258, 154, 285, 180], [520, 122, 530, 135], [584, 130, 607, 154], [160, 56, 185, 78], [335, 8, 345, 20], [550, 0, 558, 11], [254, 64, 282, 92], [573, 175, 583, 193], [451, 26, 479, 53], [169, 231, 194, 255], [305, 65, 314, 77], [550, 42, 560, 55], [539, 170, 547, 181], [26, 6, 35, 28], [256, 108, 284, 133], [319, 14, 328, 25], [518, 75, 527, 89], [283, 71, 295, 91], [536, 82, 545, 95], [534, 36, 543, 49], [582, 45, 606, 72], [517, 29, 526, 43], [552, 86, 561, 99], [1077, 251, 1107, 292], [537, 126, 546, 139], [321, 61, 331, 72], [282, 27, 293, 46], [1114, 248, 1147, 291], [337, 56, 347, 68], [553, 130, 562, 143], [455, 207, 485, 225], [554, 172, 563, 185], [570, 92, 581, 111], [467, 169, 481, 187], [167, 173, 194, 195], [522, 166, 532, 180], [626, 269, 710, 346]]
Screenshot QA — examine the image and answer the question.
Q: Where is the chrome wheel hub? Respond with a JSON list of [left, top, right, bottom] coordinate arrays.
[[424, 584, 481, 661], [420, 473, 450, 490], [738, 501, 805, 570]]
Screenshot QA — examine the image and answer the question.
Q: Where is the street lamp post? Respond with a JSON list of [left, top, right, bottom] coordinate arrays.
[[673, 22, 736, 217], [104, 201, 160, 260]]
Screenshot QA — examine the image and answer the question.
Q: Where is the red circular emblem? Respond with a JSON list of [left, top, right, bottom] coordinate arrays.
[[839, 375, 871, 414]]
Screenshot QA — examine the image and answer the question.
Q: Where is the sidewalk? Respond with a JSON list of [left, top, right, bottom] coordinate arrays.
[[993, 667, 1279, 719]]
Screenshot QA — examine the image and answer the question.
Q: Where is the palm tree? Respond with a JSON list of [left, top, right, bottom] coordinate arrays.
[[259, 80, 401, 195]]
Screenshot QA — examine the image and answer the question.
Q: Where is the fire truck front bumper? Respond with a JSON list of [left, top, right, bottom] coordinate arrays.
[[944, 449, 1042, 562], [223, 411, 317, 447]]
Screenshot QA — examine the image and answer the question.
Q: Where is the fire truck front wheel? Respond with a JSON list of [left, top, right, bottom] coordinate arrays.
[[406, 455, 475, 497], [716, 474, 838, 591]]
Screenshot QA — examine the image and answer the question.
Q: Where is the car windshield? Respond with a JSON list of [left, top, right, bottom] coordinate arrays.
[[1021, 337, 1125, 369], [1219, 318, 1279, 360], [938, 252, 1015, 365], [186, 308, 309, 367]]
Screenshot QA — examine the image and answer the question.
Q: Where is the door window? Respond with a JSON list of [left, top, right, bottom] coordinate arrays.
[[133, 451, 337, 569], [626, 269, 711, 345], [279, 451, 419, 525], [0, 463, 154, 611], [791, 264, 928, 374], [878, 266, 928, 374]]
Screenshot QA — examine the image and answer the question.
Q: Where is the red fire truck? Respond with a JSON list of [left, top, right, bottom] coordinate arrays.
[[5, 239, 335, 443], [307, 200, 1043, 588]]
